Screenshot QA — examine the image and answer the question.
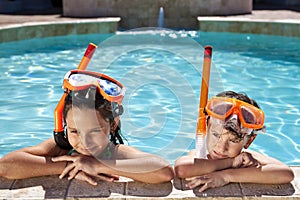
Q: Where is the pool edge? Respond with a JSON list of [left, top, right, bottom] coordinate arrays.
[[1, 16, 300, 43], [198, 17, 300, 37], [0, 166, 299, 199], [0, 17, 121, 43]]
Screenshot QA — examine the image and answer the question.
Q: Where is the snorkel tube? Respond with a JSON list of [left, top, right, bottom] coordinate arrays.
[[77, 43, 97, 70], [53, 43, 97, 149], [195, 46, 212, 158]]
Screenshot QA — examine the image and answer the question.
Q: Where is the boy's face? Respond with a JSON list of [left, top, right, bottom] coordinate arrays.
[[206, 115, 250, 159]]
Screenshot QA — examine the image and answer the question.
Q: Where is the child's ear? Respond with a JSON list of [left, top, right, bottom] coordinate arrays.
[[244, 134, 257, 149]]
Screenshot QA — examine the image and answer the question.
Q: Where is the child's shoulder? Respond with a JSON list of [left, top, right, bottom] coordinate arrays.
[[116, 144, 142, 153], [114, 144, 149, 159], [16, 138, 68, 156]]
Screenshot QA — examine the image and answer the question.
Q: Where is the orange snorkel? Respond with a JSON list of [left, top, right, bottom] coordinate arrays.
[[53, 43, 97, 148], [195, 46, 212, 158], [77, 43, 98, 71]]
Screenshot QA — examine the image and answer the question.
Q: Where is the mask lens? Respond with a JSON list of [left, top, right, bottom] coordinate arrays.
[[68, 73, 122, 96], [69, 73, 97, 86], [241, 106, 256, 124], [99, 79, 122, 96], [210, 101, 233, 116]]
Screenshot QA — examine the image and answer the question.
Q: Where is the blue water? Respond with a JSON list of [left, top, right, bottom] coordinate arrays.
[[0, 29, 299, 166]]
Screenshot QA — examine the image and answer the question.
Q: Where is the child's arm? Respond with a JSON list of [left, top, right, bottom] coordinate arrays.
[[103, 144, 174, 183], [174, 149, 237, 178], [53, 145, 174, 184], [175, 149, 261, 178], [175, 155, 233, 178], [0, 138, 68, 179], [225, 150, 294, 184], [183, 150, 294, 192]]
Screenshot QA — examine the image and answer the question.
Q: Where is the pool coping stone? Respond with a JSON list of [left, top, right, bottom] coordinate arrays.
[[0, 17, 121, 43], [0, 166, 299, 199]]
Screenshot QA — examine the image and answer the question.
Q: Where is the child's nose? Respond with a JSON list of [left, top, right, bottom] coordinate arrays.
[[215, 135, 228, 153], [80, 132, 93, 148]]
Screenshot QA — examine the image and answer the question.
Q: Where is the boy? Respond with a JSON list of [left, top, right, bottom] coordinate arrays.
[[174, 91, 294, 192]]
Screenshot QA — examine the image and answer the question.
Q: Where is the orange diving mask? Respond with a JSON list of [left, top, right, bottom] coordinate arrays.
[[205, 97, 265, 130]]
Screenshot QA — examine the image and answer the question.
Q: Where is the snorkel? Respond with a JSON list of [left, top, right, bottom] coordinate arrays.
[[77, 43, 98, 71], [195, 46, 212, 158], [53, 43, 97, 149]]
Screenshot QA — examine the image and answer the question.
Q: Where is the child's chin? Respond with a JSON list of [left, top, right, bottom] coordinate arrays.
[[210, 152, 228, 159]]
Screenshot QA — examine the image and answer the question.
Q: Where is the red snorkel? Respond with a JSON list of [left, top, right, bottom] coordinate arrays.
[[53, 43, 97, 148], [195, 46, 212, 158]]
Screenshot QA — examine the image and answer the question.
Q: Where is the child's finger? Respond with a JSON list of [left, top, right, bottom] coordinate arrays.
[[52, 155, 74, 162], [185, 177, 203, 188], [76, 172, 97, 186], [67, 166, 80, 180], [95, 174, 116, 182], [199, 183, 209, 192], [59, 162, 75, 179], [84, 176, 98, 185], [185, 176, 197, 181], [98, 173, 119, 180]]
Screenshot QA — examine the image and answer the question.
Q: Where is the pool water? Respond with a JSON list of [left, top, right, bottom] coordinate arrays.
[[0, 29, 299, 166]]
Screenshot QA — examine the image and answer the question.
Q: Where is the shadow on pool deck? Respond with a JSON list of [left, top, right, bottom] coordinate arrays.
[[1, 167, 299, 199]]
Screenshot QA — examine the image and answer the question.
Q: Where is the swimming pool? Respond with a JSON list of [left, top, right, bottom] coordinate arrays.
[[0, 29, 299, 166]]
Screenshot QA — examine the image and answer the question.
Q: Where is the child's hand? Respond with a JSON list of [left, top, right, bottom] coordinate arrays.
[[71, 171, 119, 185], [51, 155, 119, 185], [232, 152, 260, 168], [185, 171, 229, 192]]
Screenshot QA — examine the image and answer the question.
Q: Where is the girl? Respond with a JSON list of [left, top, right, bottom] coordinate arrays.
[[174, 91, 294, 192], [0, 69, 174, 185]]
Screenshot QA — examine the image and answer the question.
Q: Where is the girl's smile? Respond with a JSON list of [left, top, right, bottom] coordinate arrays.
[[66, 107, 110, 156]]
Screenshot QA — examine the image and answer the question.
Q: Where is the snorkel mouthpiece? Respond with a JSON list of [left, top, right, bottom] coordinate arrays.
[[53, 91, 72, 149]]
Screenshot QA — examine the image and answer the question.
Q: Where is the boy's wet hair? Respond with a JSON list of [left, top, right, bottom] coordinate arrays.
[[63, 87, 125, 145], [216, 91, 260, 109]]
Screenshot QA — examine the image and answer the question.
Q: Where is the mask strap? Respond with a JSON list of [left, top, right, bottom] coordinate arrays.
[[244, 134, 257, 149], [111, 116, 120, 133]]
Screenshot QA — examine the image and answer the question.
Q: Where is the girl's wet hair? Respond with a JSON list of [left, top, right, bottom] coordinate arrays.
[[63, 87, 124, 145]]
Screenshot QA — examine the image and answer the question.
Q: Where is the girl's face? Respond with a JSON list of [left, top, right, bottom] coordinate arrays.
[[206, 117, 248, 159], [65, 107, 110, 156]]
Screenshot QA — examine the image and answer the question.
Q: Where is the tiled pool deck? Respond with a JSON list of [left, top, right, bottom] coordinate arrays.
[[0, 5, 300, 200], [0, 167, 299, 199]]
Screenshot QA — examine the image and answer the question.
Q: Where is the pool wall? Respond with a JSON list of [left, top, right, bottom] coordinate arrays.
[[198, 17, 300, 37], [62, 0, 252, 29], [0, 18, 120, 43]]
